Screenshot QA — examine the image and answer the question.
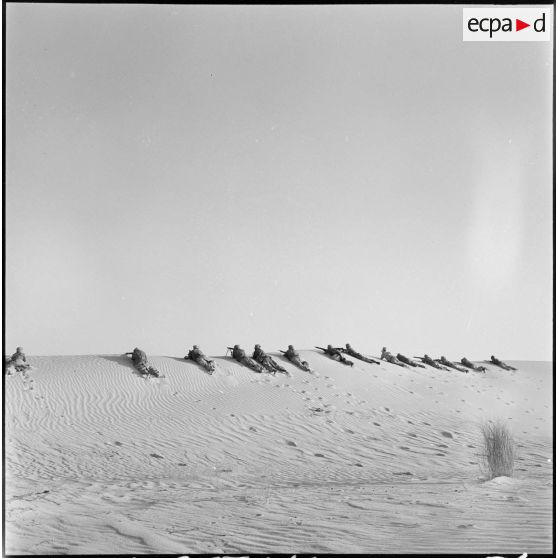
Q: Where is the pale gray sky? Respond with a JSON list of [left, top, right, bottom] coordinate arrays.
[[6, 4, 553, 359]]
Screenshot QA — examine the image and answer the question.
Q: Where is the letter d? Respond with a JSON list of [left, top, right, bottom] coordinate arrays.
[[534, 13, 546, 32]]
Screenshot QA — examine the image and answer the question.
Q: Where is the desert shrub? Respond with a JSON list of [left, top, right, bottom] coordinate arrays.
[[480, 419, 515, 479]]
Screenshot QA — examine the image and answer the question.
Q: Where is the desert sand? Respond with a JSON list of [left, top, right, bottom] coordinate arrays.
[[4, 351, 553, 554]]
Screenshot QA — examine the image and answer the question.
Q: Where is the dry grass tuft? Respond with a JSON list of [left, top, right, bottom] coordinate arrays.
[[480, 419, 515, 479]]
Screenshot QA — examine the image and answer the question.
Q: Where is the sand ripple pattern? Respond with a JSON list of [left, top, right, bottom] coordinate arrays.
[[5, 354, 552, 553]]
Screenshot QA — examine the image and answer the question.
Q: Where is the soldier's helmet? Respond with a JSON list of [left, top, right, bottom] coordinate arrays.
[[255, 344, 261, 349], [16, 347, 23, 353], [288, 345, 294, 350], [193, 345, 199, 350], [234, 344, 240, 349], [327, 344, 333, 350], [346, 343, 351, 349]]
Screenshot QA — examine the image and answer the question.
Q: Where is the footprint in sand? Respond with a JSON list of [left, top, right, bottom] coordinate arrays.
[[249, 426, 257, 432], [150, 453, 164, 459], [437, 443, 448, 448], [440, 431, 454, 439], [408, 433, 418, 438], [114, 441, 123, 446], [422, 422, 431, 426], [400, 446, 411, 451], [384, 407, 390, 412], [286, 440, 297, 447], [344, 428, 355, 434], [407, 420, 414, 424], [314, 453, 325, 458], [373, 422, 381, 427]]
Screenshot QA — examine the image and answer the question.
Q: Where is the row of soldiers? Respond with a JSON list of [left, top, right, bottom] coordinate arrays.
[[124, 344, 312, 378], [4, 345, 517, 380], [379, 347, 517, 372], [123, 344, 517, 379]]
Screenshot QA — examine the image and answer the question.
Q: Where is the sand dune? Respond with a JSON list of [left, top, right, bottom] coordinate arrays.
[[4, 351, 552, 554]]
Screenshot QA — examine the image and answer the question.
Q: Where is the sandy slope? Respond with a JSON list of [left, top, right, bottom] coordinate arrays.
[[4, 351, 553, 554]]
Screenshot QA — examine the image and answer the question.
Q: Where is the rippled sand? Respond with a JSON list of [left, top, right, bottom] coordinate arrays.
[[5, 352, 552, 553]]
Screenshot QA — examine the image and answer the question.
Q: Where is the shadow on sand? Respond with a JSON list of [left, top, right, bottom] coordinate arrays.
[[99, 355, 149, 379], [166, 356, 215, 375]]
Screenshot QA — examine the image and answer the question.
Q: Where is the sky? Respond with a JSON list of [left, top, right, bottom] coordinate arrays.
[[5, 4, 554, 359]]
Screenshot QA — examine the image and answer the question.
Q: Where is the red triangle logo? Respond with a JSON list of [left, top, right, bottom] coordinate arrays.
[[516, 19, 530, 31]]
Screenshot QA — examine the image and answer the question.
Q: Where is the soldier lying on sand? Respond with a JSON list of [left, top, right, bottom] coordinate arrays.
[[186, 345, 216, 374], [228, 345, 266, 374], [416, 354, 447, 370], [338, 343, 380, 364], [280, 345, 313, 372], [438, 356, 469, 373], [252, 345, 289, 375], [5, 347, 31, 375], [380, 347, 407, 367], [396, 353, 426, 368], [490, 355, 517, 371], [460, 357, 487, 373], [316, 345, 354, 366], [125, 348, 161, 377]]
